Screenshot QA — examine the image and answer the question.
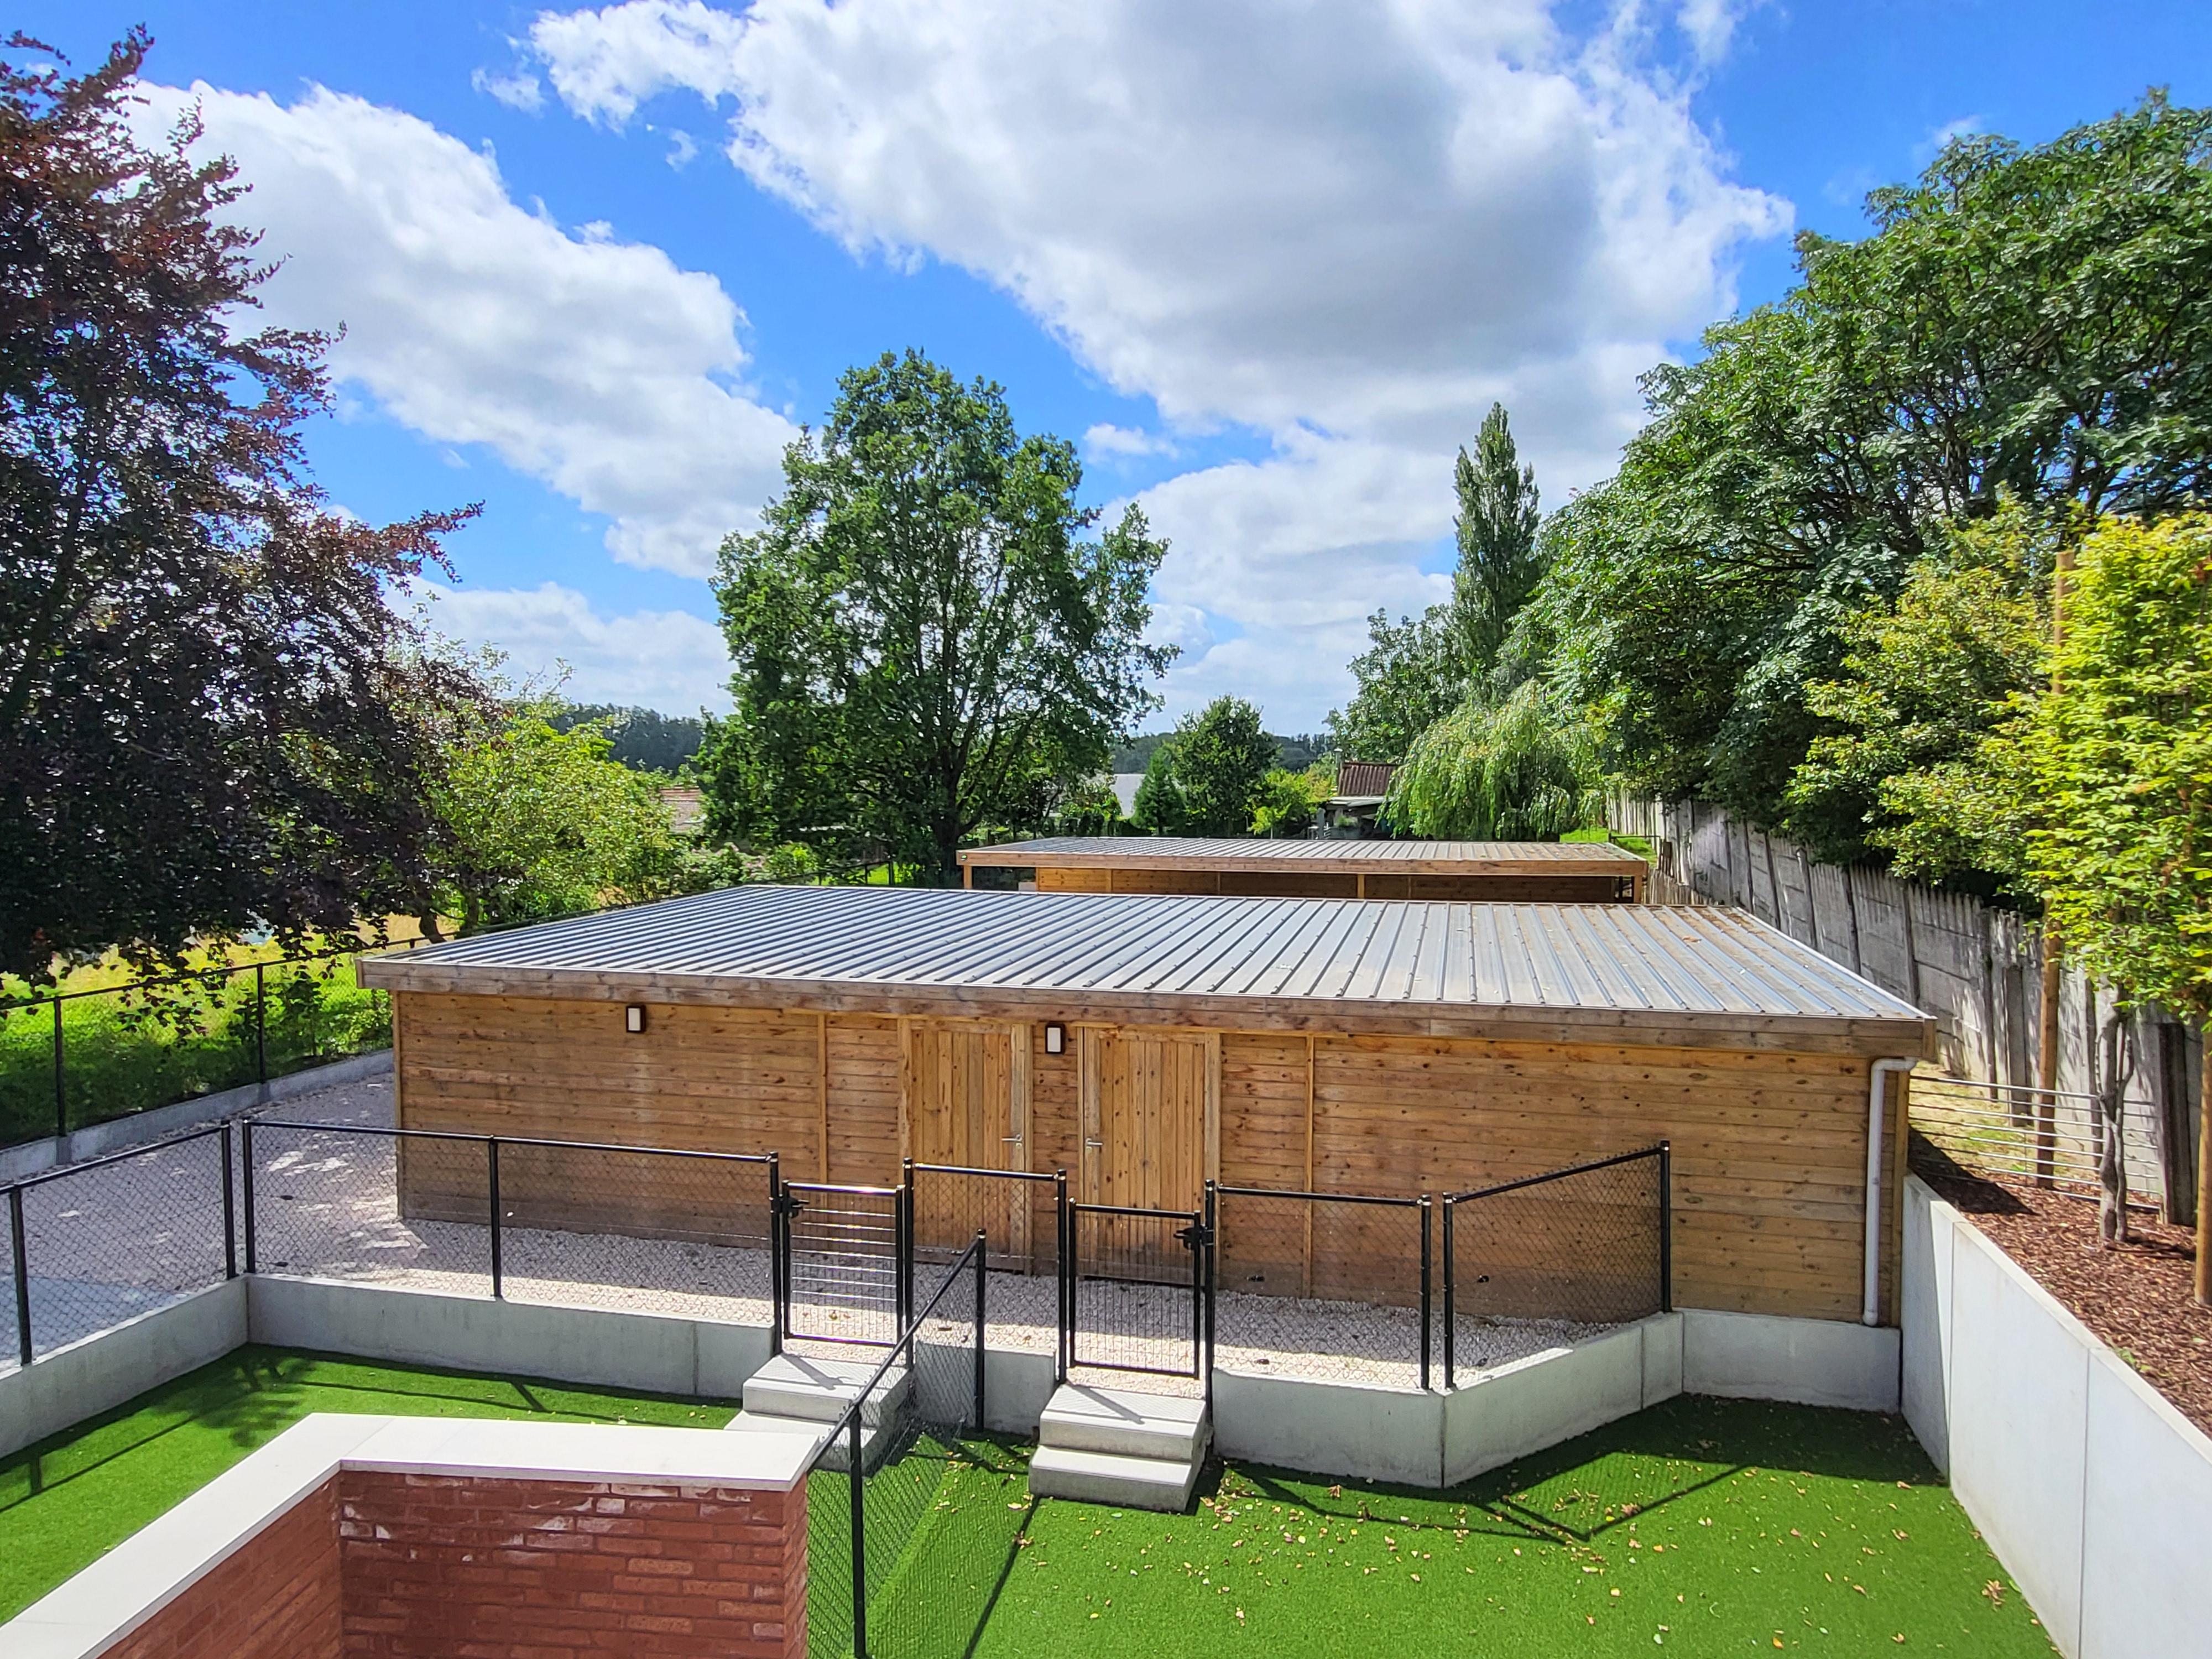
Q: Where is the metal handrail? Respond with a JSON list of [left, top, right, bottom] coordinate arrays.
[[1444, 1142, 1666, 1204], [250, 1118, 776, 1165], [1211, 1182, 1423, 1207], [0, 1120, 229, 1197]]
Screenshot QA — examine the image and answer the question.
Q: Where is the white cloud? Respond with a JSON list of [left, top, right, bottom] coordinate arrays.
[[1920, 114, 1986, 163], [522, 0, 1790, 727], [413, 581, 735, 712], [146, 80, 797, 579], [665, 127, 699, 168], [471, 66, 545, 112], [1083, 422, 1176, 460], [1675, 0, 1759, 66]]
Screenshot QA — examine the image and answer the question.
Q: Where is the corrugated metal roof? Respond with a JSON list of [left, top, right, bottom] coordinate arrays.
[[365, 884, 1924, 1031], [959, 836, 1646, 869]]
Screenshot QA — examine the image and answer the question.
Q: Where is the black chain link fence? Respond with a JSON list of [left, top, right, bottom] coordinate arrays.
[[1442, 1144, 1671, 1388], [1211, 1186, 1431, 1390], [807, 1236, 1019, 1659], [4, 1125, 234, 1370], [1066, 1203, 1203, 1378]]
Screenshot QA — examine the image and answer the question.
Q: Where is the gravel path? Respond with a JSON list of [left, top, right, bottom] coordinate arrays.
[[4, 1072, 1611, 1396]]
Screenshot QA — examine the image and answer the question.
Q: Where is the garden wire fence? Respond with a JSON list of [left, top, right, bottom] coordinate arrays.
[[907, 1161, 1065, 1363], [1442, 1143, 1670, 1389], [4, 1123, 236, 1373], [806, 1234, 1006, 1659], [1209, 1185, 1432, 1391], [242, 1119, 776, 1322]]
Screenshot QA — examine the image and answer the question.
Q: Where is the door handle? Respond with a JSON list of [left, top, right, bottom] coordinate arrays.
[[1001, 1135, 1024, 1144], [1084, 1139, 1103, 1149]]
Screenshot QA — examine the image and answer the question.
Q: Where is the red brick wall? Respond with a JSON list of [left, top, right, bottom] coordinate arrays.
[[102, 1479, 343, 1659], [336, 1469, 808, 1658]]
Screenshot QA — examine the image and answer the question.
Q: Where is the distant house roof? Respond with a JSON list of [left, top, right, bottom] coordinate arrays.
[[1332, 761, 1396, 799], [959, 836, 1646, 876], [360, 883, 1929, 1053]]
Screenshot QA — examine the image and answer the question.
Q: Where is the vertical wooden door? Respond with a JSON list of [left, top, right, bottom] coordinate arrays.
[[1079, 1027, 1219, 1212], [901, 1019, 1030, 1259]]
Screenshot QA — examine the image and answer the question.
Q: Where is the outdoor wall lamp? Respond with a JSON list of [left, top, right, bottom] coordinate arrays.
[[1044, 1022, 1066, 1055], [625, 1004, 648, 1035]]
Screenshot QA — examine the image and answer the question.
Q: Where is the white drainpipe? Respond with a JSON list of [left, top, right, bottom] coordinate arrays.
[[1864, 1057, 1919, 1326]]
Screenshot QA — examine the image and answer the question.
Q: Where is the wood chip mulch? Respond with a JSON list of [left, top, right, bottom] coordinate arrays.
[[1914, 1140, 2212, 1438]]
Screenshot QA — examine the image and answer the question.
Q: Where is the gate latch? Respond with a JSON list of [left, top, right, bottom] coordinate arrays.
[[771, 1191, 806, 1219], [1176, 1220, 1213, 1250]]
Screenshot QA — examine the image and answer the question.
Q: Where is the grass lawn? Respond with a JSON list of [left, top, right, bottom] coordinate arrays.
[[0, 1345, 735, 1621], [4, 1355, 2056, 1657], [863, 1399, 2056, 1658]]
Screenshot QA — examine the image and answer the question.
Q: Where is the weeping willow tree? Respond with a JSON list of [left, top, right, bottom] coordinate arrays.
[[1387, 681, 1600, 839]]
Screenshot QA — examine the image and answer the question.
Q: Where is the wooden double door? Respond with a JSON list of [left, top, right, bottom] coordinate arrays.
[[1078, 1027, 1219, 1214], [901, 1018, 1033, 1261]]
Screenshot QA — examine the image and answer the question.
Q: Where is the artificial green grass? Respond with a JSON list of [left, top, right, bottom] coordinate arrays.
[[0, 1344, 735, 1620], [845, 1398, 2056, 1658]]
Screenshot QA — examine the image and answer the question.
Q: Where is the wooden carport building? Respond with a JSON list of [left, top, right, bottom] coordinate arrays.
[[958, 836, 1650, 902], [359, 884, 1933, 1328]]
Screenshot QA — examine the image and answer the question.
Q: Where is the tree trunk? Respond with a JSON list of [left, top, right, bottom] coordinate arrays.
[[2197, 1031, 2212, 1305], [2096, 1010, 2132, 1248]]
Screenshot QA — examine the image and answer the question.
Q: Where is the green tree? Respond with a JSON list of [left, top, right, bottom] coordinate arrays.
[[1169, 697, 1277, 836], [0, 33, 484, 983], [432, 709, 679, 933], [1325, 604, 1461, 763], [699, 351, 1173, 883], [1250, 763, 1334, 838], [545, 703, 706, 775], [1387, 682, 1599, 841], [1528, 93, 2212, 852], [2010, 513, 2212, 1282], [1787, 507, 2057, 890], [1130, 739, 1187, 833], [1451, 403, 1545, 682]]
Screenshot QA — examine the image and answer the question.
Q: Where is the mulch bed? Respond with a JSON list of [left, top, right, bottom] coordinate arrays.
[[1915, 1140, 2212, 1438]]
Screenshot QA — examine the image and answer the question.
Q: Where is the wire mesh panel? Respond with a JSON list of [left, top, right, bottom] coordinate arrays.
[[495, 1141, 771, 1319], [908, 1164, 1060, 1275], [1212, 1187, 1430, 1389], [13, 1128, 232, 1361], [807, 1240, 998, 1659], [250, 1123, 493, 1296], [785, 1182, 904, 1347], [1444, 1145, 1668, 1387], [1068, 1203, 1201, 1377]]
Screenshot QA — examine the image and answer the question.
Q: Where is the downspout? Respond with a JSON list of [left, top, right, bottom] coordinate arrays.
[[1865, 1058, 1919, 1326]]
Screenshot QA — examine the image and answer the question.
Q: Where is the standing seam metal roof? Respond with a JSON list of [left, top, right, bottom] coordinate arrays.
[[365, 884, 1925, 1025]]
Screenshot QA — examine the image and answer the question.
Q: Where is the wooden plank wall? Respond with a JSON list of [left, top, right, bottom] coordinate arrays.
[[393, 993, 1903, 1323]]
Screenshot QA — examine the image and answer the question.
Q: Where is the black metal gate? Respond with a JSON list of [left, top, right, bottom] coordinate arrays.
[[775, 1180, 909, 1347], [1061, 1201, 1206, 1378]]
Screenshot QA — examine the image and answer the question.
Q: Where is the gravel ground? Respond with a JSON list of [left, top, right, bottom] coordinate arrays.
[[3, 1072, 1610, 1396]]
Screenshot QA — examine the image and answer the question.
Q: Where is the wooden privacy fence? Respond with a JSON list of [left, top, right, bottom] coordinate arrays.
[[1614, 795, 2199, 1220]]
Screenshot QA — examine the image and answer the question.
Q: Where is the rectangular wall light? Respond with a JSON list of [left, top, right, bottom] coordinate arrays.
[[1044, 1022, 1065, 1055], [625, 1004, 647, 1034]]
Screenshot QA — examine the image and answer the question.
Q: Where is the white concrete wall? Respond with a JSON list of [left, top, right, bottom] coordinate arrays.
[[1214, 1367, 1446, 1487], [244, 1277, 772, 1400], [1445, 1316, 1682, 1485], [0, 1050, 393, 1185], [1902, 1175, 2212, 1659], [1681, 1308, 1901, 1411], [0, 1279, 248, 1459]]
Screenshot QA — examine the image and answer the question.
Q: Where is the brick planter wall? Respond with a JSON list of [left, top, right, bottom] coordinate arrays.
[[101, 1480, 343, 1659], [337, 1470, 807, 1658]]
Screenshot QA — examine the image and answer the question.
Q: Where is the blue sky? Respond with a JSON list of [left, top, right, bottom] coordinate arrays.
[[26, 1, 2211, 732]]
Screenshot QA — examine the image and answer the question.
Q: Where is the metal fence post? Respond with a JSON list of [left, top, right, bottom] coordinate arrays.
[[898, 1158, 915, 1332], [51, 999, 65, 1141], [9, 1185, 30, 1368], [241, 1119, 258, 1273], [973, 1230, 987, 1433], [1418, 1194, 1433, 1395], [767, 1153, 785, 1355], [1441, 1195, 1455, 1391], [1202, 1182, 1218, 1413], [254, 963, 268, 1088], [487, 1136, 504, 1301], [221, 1123, 238, 1280], [1657, 1140, 1673, 1314], [848, 1411, 868, 1659], [1054, 1170, 1071, 1384]]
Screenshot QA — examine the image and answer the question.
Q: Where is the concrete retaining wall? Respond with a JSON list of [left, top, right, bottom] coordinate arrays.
[[1681, 1308, 1900, 1411], [0, 1278, 249, 1459], [1902, 1175, 2212, 1659], [245, 1276, 772, 1399], [0, 1050, 394, 1185], [1447, 1315, 1684, 1484], [1215, 1368, 1446, 1487]]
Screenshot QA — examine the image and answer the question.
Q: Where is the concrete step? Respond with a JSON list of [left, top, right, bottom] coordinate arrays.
[[1039, 1384, 1210, 1463], [742, 1352, 911, 1426], [1028, 1444, 1202, 1512]]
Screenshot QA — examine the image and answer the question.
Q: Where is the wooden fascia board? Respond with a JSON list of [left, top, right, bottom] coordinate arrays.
[[954, 848, 1645, 878]]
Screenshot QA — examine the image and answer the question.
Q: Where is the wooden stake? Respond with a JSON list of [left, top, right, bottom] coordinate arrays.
[[2197, 1032, 2212, 1306]]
